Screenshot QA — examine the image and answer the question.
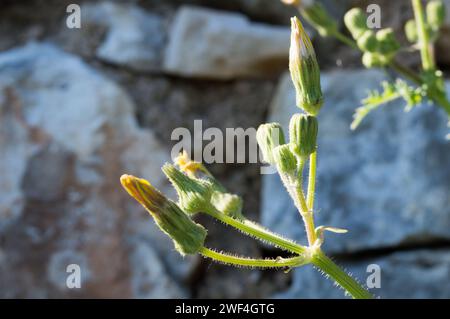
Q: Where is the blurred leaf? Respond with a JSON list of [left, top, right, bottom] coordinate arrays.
[[351, 80, 424, 130]]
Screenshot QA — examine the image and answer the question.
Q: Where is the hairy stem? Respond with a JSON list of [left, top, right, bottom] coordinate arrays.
[[311, 249, 373, 299], [205, 208, 307, 255], [306, 151, 317, 211], [199, 247, 308, 268]]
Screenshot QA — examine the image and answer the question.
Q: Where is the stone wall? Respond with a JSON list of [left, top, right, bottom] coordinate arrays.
[[0, 0, 449, 298]]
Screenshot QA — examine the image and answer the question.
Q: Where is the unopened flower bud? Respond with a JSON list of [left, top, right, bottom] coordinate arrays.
[[427, 0, 446, 30], [120, 174, 207, 255], [357, 30, 378, 52], [256, 123, 286, 165], [273, 144, 297, 175], [301, 3, 338, 37], [289, 113, 318, 158], [162, 164, 212, 214], [376, 28, 400, 54], [289, 17, 323, 115], [362, 52, 387, 68], [344, 8, 368, 39], [211, 192, 244, 220], [404, 19, 418, 43]]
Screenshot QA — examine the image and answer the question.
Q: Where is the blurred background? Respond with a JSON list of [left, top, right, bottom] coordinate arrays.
[[0, 0, 449, 298]]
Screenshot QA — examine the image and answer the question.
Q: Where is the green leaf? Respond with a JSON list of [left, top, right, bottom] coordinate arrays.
[[351, 80, 424, 130]]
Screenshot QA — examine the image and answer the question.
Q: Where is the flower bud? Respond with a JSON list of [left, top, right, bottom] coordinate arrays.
[[344, 8, 368, 39], [289, 113, 318, 158], [404, 19, 418, 43], [162, 164, 212, 214], [427, 0, 446, 30], [120, 174, 207, 255], [357, 30, 378, 52], [289, 16, 323, 115], [256, 123, 285, 165], [273, 144, 297, 175], [376, 28, 400, 54], [361, 52, 387, 68], [211, 192, 244, 220], [301, 3, 338, 37]]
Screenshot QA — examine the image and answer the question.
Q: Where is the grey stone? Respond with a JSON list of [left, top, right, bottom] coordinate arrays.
[[436, 0, 450, 66], [0, 43, 189, 297], [73, 2, 166, 72], [163, 5, 290, 79], [276, 249, 450, 298], [129, 241, 187, 298], [262, 70, 450, 252]]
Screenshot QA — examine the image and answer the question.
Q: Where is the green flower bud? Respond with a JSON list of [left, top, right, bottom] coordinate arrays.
[[301, 3, 338, 37], [362, 52, 387, 68], [344, 8, 368, 39], [357, 30, 378, 52], [256, 123, 285, 165], [289, 16, 323, 115], [376, 28, 400, 54], [273, 144, 297, 175], [162, 164, 212, 214], [289, 113, 318, 158], [404, 19, 418, 43], [427, 0, 446, 30], [211, 192, 243, 220], [120, 174, 207, 255]]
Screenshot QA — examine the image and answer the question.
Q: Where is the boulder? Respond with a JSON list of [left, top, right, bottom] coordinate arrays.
[[61, 2, 166, 72], [163, 6, 290, 79], [0, 43, 190, 297]]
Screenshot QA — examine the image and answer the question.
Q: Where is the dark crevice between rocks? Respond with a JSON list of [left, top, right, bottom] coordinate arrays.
[[332, 238, 450, 262]]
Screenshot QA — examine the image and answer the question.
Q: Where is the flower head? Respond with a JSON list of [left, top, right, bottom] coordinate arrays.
[[162, 163, 213, 214], [174, 150, 210, 177], [289, 113, 318, 158], [120, 174, 206, 255], [289, 17, 323, 115], [256, 123, 286, 165]]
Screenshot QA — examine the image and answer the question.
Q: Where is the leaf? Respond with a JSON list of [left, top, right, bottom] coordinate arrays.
[[351, 80, 425, 130]]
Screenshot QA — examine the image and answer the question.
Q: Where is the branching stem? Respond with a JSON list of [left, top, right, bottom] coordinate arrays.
[[199, 247, 308, 268]]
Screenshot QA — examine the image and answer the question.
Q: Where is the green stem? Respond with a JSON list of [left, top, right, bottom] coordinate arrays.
[[331, 29, 359, 50], [432, 91, 450, 115], [199, 247, 307, 268], [306, 151, 317, 211], [311, 249, 373, 299], [412, 0, 434, 71], [286, 159, 316, 245], [205, 208, 307, 255], [388, 60, 422, 84]]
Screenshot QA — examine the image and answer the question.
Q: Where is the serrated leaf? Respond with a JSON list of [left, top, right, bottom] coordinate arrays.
[[351, 80, 424, 130]]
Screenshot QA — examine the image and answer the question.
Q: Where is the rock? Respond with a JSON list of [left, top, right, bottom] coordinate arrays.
[[163, 0, 295, 24], [129, 241, 187, 298], [163, 5, 290, 79], [0, 43, 189, 297], [262, 70, 450, 252], [276, 249, 450, 298], [62, 2, 166, 72], [436, 0, 450, 66]]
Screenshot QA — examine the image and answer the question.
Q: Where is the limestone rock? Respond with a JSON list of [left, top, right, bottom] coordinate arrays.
[[163, 6, 290, 79], [62, 2, 166, 72], [0, 43, 188, 297]]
